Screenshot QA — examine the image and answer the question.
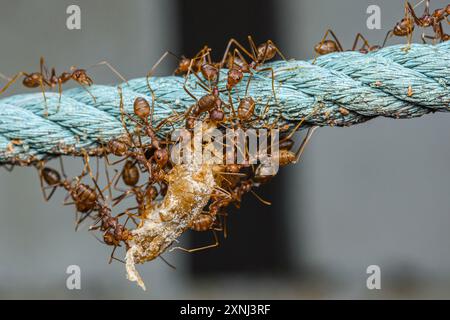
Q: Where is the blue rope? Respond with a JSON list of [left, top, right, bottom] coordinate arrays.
[[1, 42, 449, 164]]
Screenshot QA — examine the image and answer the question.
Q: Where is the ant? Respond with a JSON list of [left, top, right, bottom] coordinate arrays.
[[37, 156, 106, 226], [181, 53, 228, 130], [106, 88, 171, 181], [313, 30, 381, 62], [184, 86, 225, 129], [382, 1, 435, 49], [0, 57, 127, 115], [406, 0, 450, 43], [89, 203, 134, 263], [254, 119, 319, 181], [219, 36, 286, 100], [145, 46, 215, 104]]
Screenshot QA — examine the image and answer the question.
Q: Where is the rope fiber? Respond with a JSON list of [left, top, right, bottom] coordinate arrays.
[[1, 42, 450, 164]]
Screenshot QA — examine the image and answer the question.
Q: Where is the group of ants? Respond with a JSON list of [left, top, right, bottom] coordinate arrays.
[[1, 0, 449, 265]]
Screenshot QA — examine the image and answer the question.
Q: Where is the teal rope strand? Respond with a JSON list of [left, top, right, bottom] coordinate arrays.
[[1, 42, 450, 164]]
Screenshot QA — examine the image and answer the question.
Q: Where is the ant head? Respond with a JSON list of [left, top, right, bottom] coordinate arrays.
[[201, 64, 218, 82], [186, 116, 196, 130], [227, 68, 244, 90], [42, 167, 61, 186], [72, 69, 93, 86], [394, 18, 414, 36], [145, 185, 158, 202], [154, 148, 169, 167], [209, 108, 224, 122], [176, 57, 192, 74]]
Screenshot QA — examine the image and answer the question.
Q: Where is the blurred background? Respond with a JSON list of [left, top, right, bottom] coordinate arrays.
[[1, 0, 450, 299]]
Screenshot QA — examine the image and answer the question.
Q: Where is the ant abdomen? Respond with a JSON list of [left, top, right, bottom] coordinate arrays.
[[190, 214, 214, 232], [122, 161, 140, 186], [42, 167, 61, 186]]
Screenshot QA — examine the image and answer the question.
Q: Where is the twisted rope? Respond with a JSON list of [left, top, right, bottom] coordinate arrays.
[[1, 42, 450, 164]]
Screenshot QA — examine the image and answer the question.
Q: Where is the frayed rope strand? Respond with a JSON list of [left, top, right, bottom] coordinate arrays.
[[1, 42, 450, 164]]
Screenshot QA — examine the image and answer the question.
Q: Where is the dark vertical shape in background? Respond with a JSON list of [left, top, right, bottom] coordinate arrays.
[[176, 0, 293, 276]]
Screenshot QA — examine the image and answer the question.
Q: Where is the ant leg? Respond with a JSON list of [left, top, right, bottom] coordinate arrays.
[[266, 40, 288, 61], [227, 92, 238, 121], [112, 189, 135, 206], [76, 81, 97, 103], [81, 150, 105, 201], [250, 189, 271, 205], [421, 32, 436, 44], [116, 210, 140, 227], [58, 156, 68, 180], [76, 209, 94, 229], [39, 57, 45, 76], [146, 51, 181, 108], [280, 104, 322, 143], [103, 158, 117, 200], [2, 164, 14, 172], [351, 33, 371, 51], [170, 230, 219, 253], [0, 72, 29, 94], [406, 1, 422, 25], [220, 38, 257, 69], [293, 126, 318, 164], [255, 67, 278, 104], [37, 164, 58, 201], [218, 212, 228, 239], [56, 79, 63, 112], [109, 246, 125, 264], [37, 77, 49, 117], [159, 256, 177, 269], [89, 60, 128, 84], [39, 176, 58, 202], [247, 35, 259, 61], [112, 169, 128, 193], [185, 52, 214, 93], [382, 30, 393, 48], [40, 57, 51, 80]]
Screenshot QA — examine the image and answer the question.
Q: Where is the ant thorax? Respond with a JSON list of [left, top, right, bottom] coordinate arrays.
[[125, 160, 216, 290]]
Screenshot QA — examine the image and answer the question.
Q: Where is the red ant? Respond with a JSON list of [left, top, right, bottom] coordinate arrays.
[[313, 30, 381, 62], [382, 1, 430, 49], [219, 36, 286, 100], [145, 46, 215, 104], [406, 0, 450, 43], [37, 155, 108, 227], [89, 203, 134, 263], [0, 57, 127, 114]]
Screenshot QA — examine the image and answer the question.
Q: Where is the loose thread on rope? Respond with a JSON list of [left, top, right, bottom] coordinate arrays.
[[1, 42, 450, 164]]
